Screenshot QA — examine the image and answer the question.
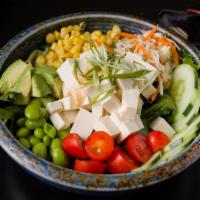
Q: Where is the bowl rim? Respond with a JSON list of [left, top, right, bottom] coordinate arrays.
[[0, 11, 200, 192]]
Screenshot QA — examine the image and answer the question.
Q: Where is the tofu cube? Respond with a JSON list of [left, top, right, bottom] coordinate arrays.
[[142, 85, 157, 99], [150, 117, 176, 138], [81, 96, 92, 111], [137, 97, 143, 115], [50, 112, 70, 131], [101, 94, 121, 113], [70, 108, 97, 140], [118, 89, 140, 120], [62, 83, 70, 97], [134, 114, 144, 129], [59, 96, 74, 111], [92, 103, 104, 117], [94, 116, 120, 137], [117, 120, 142, 143], [62, 110, 78, 124], [46, 101, 63, 114], [116, 79, 133, 90]]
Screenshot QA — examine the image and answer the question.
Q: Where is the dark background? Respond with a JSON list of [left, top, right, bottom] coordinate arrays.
[[0, 0, 200, 200]]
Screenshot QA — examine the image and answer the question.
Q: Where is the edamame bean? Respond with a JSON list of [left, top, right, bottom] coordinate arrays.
[[19, 138, 31, 149], [57, 129, 70, 140], [52, 148, 68, 167], [43, 135, 51, 146], [16, 117, 26, 127], [32, 143, 47, 159], [34, 128, 45, 139], [16, 127, 31, 138], [50, 138, 62, 157], [44, 123, 56, 139], [25, 104, 41, 120], [29, 136, 41, 146], [25, 118, 46, 130], [40, 108, 49, 119]]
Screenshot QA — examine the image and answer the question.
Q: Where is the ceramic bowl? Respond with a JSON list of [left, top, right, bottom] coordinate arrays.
[[0, 12, 200, 194]]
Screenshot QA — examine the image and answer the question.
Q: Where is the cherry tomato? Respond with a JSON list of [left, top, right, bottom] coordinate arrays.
[[85, 131, 114, 161], [107, 148, 139, 174], [74, 160, 106, 174], [125, 133, 152, 163], [62, 133, 88, 159], [147, 130, 170, 153]]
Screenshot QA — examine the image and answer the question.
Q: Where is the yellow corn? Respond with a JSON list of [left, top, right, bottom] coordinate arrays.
[[46, 51, 57, 61], [36, 55, 46, 64], [60, 27, 69, 39], [46, 33, 55, 43]]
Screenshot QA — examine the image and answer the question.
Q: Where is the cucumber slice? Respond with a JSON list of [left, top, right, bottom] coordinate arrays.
[[170, 64, 199, 121], [164, 114, 200, 153], [173, 98, 200, 132], [131, 151, 162, 172]]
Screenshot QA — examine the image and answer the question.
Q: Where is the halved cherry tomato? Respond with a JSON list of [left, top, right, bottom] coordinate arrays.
[[62, 133, 88, 159], [85, 131, 114, 161], [74, 160, 106, 174], [147, 130, 170, 153], [125, 133, 152, 163], [107, 148, 139, 174]]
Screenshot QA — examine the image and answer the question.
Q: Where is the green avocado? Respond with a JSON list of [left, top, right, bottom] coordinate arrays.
[[44, 75, 63, 99], [0, 59, 30, 94], [38, 96, 56, 107], [31, 74, 51, 97]]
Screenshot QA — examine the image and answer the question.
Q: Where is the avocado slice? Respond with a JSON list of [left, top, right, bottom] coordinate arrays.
[[42, 75, 63, 99], [31, 74, 51, 97], [38, 96, 56, 107], [0, 59, 30, 93]]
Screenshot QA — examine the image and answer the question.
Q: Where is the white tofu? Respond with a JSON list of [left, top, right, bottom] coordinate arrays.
[[57, 59, 80, 90], [117, 120, 142, 143], [59, 96, 74, 111], [61, 110, 78, 123], [92, 103, 104, 117], [150, 117, 176, 139], [81, 96, 92, 111], [118, 89, 140, 120], [110, 112, 143, 143], [116, 79, 133, 90], [46, 101, 63, 114], [78, 51, 93, 73], [62, 83, 70, 97], [137, 97, 143, 115], [142, 85, 157, 99], [50, 112, 70, 131], [70, 108, 96, 140], [94, 116, 120, 137], [101, 94, 120, 113]]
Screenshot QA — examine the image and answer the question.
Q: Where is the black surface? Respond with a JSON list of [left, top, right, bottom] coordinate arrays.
[[1, 0, 200, 199]]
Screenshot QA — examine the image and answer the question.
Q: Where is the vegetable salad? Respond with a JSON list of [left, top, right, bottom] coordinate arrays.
[[0, 22, 199, 174]]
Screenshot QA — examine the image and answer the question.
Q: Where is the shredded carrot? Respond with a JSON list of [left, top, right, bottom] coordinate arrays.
[[132, 38, 139, 45], [144, 25, 158, 41], [120, 32, 136, 39], [94, 39, 101, 46], [136, 45, 152, 61], [150, 83, 160, 101], [152, 36, 179, 65]]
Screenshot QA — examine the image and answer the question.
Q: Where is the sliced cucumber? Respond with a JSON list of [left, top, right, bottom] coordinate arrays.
[[164, 114, 200, 153], [173, 98, 200, 132], [131, 151, 162, 172], [170, 64, 199, 121]]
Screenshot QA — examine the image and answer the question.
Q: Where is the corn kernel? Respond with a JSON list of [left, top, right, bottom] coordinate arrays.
[[73, 52, 80, 58], [70, 45, 81, 55], [82, 43, 90, 52], [46, 51, 57, 61], [57, 39, 63, 47], [73, 25, 81, 31], [64, 52, 73, 58], [64, 34, 70, 40], [73, 37, 84, 45], [83, 32, 91, 40], [106, 30, 112, 37], [91, 34, 99, 40], [46, 33, 55, 43], [66, 25, 73, 32], [71, 30, 80, 37], [92, 30, 102, 37], [55, 46, 65, 58], [63, 40, 72, 51], [112, 25, 121, 34], [105, 37, 113, 46], [51, 42, 57, 51], [36, 55, 46, 64], [53, 59, 62, 68], [60, 27, 69, 39], [53, 31, 60, 40]]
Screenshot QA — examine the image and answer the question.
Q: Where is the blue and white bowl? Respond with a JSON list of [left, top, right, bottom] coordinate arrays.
[[0, 12, 200, 194]]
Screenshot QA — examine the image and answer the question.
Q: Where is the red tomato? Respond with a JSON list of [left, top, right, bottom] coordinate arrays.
[[74, 160, 106, 174], [107, 148, 139, 174], [125, 133, 152, 163], [62, 133, 88, 159], [147, 131, 170, 153], [85, 131, 114, 161]]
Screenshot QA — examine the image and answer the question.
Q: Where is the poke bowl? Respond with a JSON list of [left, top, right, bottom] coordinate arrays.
[[0, 12, 200, 194]]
